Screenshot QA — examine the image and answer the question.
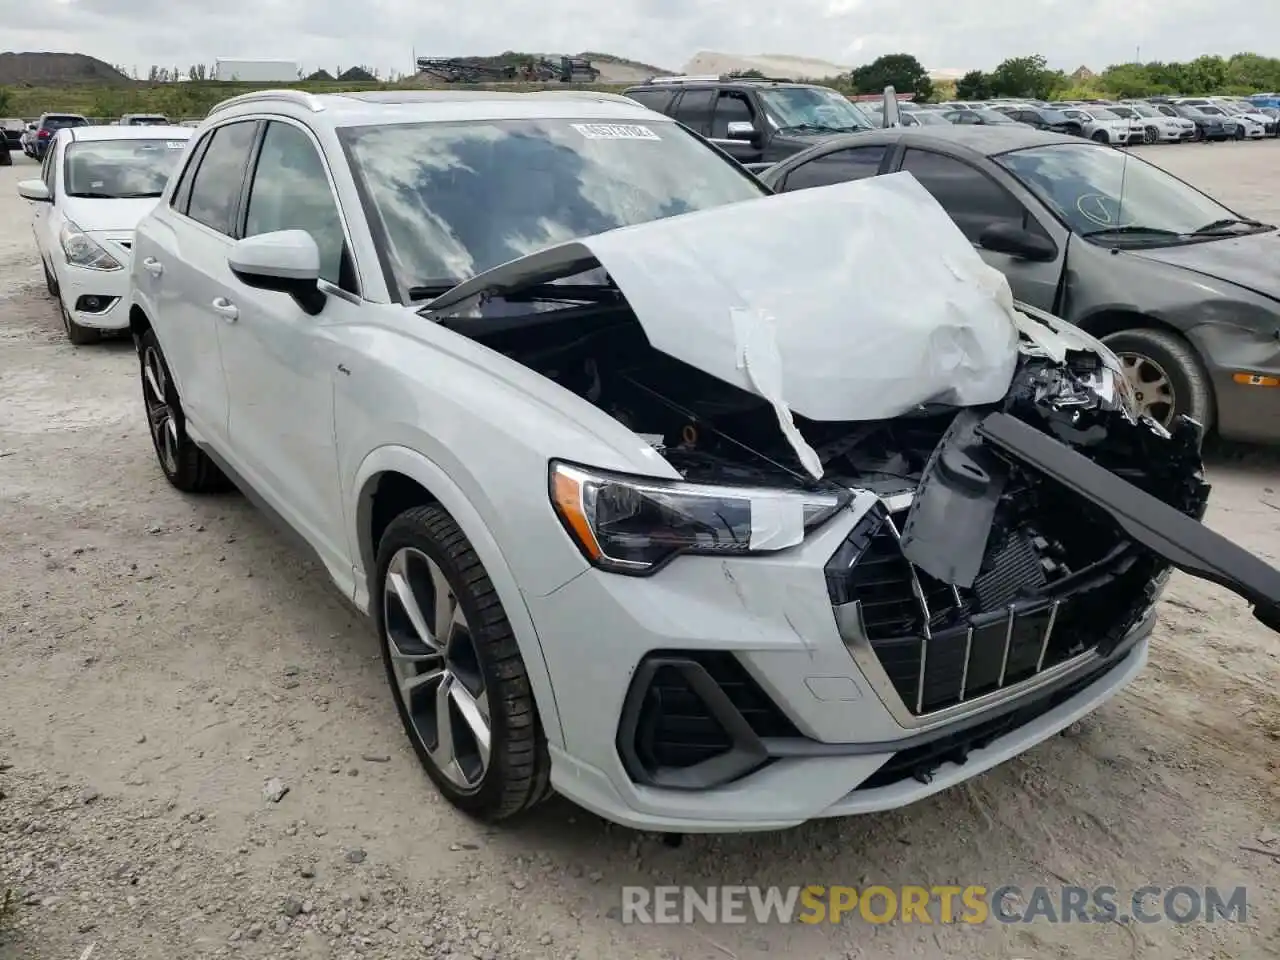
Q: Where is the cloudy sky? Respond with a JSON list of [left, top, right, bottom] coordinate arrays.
[[2, 0, 1275, 77]]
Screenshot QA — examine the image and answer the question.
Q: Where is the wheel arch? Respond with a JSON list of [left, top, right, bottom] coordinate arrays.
[[352, 445, 566, 749]]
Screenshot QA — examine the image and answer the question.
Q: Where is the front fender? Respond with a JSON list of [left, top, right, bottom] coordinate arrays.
[[350, 443, 566, 750]]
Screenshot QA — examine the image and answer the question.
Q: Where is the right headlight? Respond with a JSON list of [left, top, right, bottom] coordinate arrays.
[[60, 219, 122, 271], [549, 461, 849, 575]]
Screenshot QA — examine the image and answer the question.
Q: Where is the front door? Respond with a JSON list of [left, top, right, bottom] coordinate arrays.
[[895, 146, 1065, 312], [216, 118, 357, 574]]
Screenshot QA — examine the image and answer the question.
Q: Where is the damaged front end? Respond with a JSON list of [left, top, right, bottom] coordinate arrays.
[[422, 177, 1280, 727]]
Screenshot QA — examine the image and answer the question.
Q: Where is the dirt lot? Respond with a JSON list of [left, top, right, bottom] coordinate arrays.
[[1, 142, 1278, 960]]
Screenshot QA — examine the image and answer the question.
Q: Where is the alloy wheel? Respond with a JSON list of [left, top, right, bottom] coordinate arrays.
[[383, 547, 491, 791], [1144, 126, 1158, 144], [1117, 352, 1176, 426], [141, 346, 179, 474]]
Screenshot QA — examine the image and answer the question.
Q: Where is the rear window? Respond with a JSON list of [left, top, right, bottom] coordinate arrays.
[[623, 89, 674, 113], [44, 116, 88, 129], [64, 138, 190, 199]]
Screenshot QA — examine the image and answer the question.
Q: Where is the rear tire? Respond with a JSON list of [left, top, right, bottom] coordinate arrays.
[[375, 504, 553, 822], [137, 327, 230, 492], [1102, 328, 1216, 434]]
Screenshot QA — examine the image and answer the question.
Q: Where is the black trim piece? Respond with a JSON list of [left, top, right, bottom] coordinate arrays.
[[976, 412, 1280, 633], [233, 120, 268, 240], [617, 654, 786, 789]]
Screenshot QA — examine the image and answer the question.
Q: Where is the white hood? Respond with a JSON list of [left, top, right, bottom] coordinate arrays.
[[428, 173, 1026, 476], [62, 196, 160, 234]]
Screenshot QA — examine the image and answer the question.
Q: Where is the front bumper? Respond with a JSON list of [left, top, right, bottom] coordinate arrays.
[[526, 490, 1161, 832], [53, 241, 133, 331]]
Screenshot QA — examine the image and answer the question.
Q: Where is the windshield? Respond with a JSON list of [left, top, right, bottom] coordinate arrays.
[[1128, 104, 1159, 117], [1200, 106, 1225, 116], [1088, 108, 1120, 120], [127, 116, 169, 125], [974, 109, 1016, 124], [63, 138, 189, 198], [339, 117, 767, 295], [996, 142, 1250, 242], [756, 87, 873, 132]]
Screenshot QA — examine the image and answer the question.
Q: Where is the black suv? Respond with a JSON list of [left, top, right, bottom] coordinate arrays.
[[622, 76, 875, 167]]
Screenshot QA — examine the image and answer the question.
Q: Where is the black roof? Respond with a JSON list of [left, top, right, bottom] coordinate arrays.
[[807, 125, 1085, 157]]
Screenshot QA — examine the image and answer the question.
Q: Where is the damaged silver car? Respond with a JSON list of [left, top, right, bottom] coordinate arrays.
[[131, 90, 1280, 832]]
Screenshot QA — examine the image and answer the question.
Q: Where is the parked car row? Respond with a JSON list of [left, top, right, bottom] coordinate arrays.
[[936, 95, 1278, 144]]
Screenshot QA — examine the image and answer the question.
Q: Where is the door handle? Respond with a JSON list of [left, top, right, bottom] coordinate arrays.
[[211, 297, 238, 322], [142, 257, 163, 276]]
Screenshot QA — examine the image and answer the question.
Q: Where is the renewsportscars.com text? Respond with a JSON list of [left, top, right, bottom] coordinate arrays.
[[620, 884, 1248, 925]]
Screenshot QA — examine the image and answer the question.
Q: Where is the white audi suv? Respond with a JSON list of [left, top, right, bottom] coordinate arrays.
[[125, 89, 1280, 833]]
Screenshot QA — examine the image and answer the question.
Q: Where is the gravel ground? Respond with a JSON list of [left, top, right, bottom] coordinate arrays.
[[2, 142, 1279, 960]]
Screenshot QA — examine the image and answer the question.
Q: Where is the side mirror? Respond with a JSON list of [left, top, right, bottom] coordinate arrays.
[[227, 230, 326, 314], [978, 222, 1057, 262], [17, 179, 51, 202], [725, 120, 758, 143]]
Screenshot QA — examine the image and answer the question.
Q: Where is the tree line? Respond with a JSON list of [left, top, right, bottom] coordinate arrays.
[[831, 52, 1280, 102]]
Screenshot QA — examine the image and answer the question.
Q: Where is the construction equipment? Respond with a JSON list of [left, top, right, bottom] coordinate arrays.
[[415, 57, 517, 83]]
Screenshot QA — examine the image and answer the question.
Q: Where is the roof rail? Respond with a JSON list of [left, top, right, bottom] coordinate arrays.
[[644, 74, 721, 84], [206, 88, 325, 117]]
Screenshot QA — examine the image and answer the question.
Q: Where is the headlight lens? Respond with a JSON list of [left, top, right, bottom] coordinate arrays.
[[60, 220, 122, 271], [549, 461, 849, 575]]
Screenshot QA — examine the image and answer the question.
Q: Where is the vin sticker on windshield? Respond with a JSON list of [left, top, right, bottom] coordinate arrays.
[[571, 123, 660, 141], [166, 141, 186, 149]]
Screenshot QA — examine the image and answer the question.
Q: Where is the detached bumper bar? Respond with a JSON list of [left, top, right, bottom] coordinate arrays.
[[976, 412, 1280, 634]]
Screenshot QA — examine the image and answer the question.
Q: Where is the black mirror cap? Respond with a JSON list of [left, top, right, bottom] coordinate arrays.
[[978, 222, 1058, 262], [230, 267, 327, 315]]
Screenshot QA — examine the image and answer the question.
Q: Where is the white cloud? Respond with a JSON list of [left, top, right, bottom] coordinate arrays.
[[0, 0, 1274, 77]]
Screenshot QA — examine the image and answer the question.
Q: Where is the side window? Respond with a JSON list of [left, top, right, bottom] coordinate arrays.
[[244, 121, 349, 290], [186, 120, 259, 236], [625, 89, 674, 114], [670, 89, 715, 135], [710, 92, 754, 139], [899, 149, 1043, 243], [170, 133, 211, 215], [780, 146, 887, 191]]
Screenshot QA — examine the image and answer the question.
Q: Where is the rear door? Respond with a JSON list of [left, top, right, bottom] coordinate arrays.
[[893, 146, 1066, 311], [140, 119, 260, 447], [668, 88, 715, 136]]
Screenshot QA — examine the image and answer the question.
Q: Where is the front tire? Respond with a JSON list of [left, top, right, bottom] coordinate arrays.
[[1090, 130, 1109, 144], [375, 504, 552, 822], [60, 299, 100, 345], [137, 327, 230, 492], [1102, 328, 1216, 434], [1143, 126, 1158, 144]]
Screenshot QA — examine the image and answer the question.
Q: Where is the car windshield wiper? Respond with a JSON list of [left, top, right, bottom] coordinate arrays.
[[66, 191, 121, 199], [408, 281, 622, 305], [777, 123, 847, 134], [1190, 217, 1267, 235], [1080, 225, 1183, 240], [407, 282, 463, 301]]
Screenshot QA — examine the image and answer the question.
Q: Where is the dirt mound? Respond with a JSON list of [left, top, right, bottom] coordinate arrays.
[[0, 51, 132, 85]]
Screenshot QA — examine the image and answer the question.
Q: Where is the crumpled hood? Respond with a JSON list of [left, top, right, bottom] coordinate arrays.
[[1125, 228, 1280, 302], [428, 173, 1028, 465]]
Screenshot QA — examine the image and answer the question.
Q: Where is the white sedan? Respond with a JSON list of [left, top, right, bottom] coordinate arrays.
[[1111, 103, 1195, 143], [16, 124, 193, 344]]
